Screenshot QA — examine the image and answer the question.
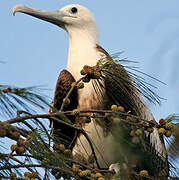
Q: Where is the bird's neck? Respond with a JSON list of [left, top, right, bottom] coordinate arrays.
[[66, 29, 99, 80]]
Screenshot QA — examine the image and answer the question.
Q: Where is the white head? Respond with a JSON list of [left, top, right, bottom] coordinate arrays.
[[60, 4, 98, 42], [13, 4, 98, 44], [13, 4, 100, 78]]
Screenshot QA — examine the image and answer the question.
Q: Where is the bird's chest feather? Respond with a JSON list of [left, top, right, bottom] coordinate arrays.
[[78, 81, 103, 110]]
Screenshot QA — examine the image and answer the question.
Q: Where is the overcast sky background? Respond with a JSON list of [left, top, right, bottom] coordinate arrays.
[[1, 0, 179, 176], [1, 0, 178, 120]]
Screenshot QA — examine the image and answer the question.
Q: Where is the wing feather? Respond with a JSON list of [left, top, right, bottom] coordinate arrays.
[[50, 69, 78, 149]]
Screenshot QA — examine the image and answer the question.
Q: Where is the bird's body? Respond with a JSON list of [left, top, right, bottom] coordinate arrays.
[[68, 45, 103, 110], [13, 4, 169, 176]]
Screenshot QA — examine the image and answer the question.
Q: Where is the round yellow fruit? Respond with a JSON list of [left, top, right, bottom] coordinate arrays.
[[111, 105, 118, 111], [158, 128, 165, 135], [79, 170, 91, 177], [165, 123, 173, 130], [77, 82, 84, 89], [117, 106, 124, 112], [93, 172, 103, 178], [165, 130, 172, 137], [135, 129, 143, 136], [72, 165, 80, 172], [72, 109, 80, 116], [59, 144, 65, 151], [10, 144, 17, 151], [139, 170, 148, 176]]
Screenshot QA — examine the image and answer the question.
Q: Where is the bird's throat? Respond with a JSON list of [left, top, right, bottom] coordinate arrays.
[[66, 32, 103, 110], [67, 45, 99, 80]]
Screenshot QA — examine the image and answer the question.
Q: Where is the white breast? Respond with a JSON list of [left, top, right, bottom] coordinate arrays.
[[68, 45, 111, 166]]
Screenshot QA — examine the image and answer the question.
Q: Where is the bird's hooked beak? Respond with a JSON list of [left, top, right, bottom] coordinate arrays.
[[13, 4, 67, 28]]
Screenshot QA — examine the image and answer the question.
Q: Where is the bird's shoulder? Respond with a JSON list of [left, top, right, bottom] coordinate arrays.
[[53, 69, 78, 110], [95, 44, 110, 57]]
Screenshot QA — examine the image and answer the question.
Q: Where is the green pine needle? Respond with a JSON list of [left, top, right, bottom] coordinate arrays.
[[0, 85, 49, 118]]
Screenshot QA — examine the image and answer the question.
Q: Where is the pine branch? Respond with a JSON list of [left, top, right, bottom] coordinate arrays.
[[0, 85, 49, 118], [0, 56, 178, 179], [0, 110, 178, 179]]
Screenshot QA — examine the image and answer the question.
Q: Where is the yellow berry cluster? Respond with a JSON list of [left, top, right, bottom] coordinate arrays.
[[10, 138, 30, 155], [91, 172, 105, 180], [157, 119, 174, 137], [74, 168, 105, 180], [71, 82, 85, 89], [24, 171, 38, 180], [72, 109, 80, 116], [111, 105, 124, 112], [0, 122, 20, 140], [53, 143, 72, 157], [127, 118, 156, 144], [10, 171, 38, 180], [129, 117, 175, 145], [139, 170, 149, 177], [77, 82, 85, 89], [79, 169, 91, 177], [63, 98, 71, 106], [80, 65, 101, 83]]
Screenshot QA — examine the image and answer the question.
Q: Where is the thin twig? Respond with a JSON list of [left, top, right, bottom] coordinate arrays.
[[64, 110, 157, 125], [17, 111, 51, 143], [9, 156, 42, 180], [60, 77, 84, 111], [51, 117, 100, 169], [6, 112, 101, 168], [6, 110, 155, 126], [9, 125, 29, 137], [0, 164, 42, 170]]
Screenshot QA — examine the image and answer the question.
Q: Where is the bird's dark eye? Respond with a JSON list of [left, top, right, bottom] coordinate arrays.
[[70, 7, 78, 14]]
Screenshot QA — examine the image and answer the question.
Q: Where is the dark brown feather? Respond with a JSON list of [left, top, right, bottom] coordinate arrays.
[[51, 69, 78, 149], [53, 70, 78, 113], [96, 44, 110, 57]]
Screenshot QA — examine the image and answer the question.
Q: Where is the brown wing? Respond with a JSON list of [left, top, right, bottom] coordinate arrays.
[[50, 69, 78, 149], [53, 69, 78, 113]]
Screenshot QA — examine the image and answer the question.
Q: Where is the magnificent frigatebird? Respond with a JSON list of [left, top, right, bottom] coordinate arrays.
[[13, 4, 169, 176]]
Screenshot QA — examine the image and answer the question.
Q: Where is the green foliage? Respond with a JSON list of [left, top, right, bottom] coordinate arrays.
[[0, 85, 49, 117], [0, 108, 178, 179], [93, 55, 163, 111], [0, 56, 178, 179]]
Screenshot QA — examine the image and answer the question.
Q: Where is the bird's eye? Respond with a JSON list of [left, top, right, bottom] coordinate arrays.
[[70, 7, 78, 14]]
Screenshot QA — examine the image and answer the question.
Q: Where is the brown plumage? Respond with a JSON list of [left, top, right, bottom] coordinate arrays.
[[96, 44, 110, 56], [50, 70, 78, 149]]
